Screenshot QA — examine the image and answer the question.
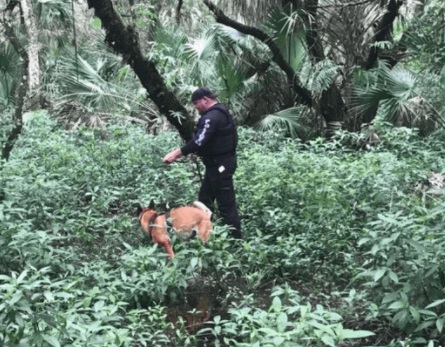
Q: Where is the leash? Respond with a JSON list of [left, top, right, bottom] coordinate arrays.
[[193, 157, 203, 184]]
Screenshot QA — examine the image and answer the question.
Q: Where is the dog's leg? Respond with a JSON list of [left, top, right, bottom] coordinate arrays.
[[161, 237, 175, 259], [151, 228, 175, 259], [197, 220, 212, 243]]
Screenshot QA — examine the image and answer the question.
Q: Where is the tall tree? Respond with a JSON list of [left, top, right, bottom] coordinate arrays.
[[20, 0, 40, 108], [1, 2, 29, 162], [72, 0, 426, 137], [86, 0, 194, 141]]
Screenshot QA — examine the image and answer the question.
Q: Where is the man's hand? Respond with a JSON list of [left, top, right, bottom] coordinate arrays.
[[163, 149, 182, 164]]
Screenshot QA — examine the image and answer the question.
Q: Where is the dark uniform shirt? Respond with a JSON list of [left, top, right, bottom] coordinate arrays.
[[180, 103, 237, 162]]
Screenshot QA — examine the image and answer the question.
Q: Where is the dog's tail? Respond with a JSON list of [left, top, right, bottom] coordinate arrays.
[[193, 201, 212, 218]]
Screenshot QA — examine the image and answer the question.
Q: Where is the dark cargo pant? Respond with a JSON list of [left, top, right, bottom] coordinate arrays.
[[198, 155, 242, 239]]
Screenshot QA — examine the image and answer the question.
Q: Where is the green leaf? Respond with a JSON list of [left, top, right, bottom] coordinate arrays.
[[382, 292, 399, 304], [9, 292, 24, 306], [418, 309, 437, 317], [271, 297, 282, 313], [357, 238, 369, 246], [273, 336, 286, 346], [436, 317, 444, 333], [258, 328, 279, 335], [42, 335, 61, 347], [342, 329, 375, 338], [374, 268, 386, 282], [17, 270, 28, 284], [426, 299, 445, 309], [388, 271, 399, 283], [409, 306, 420, 323], [93, 300, 105, 312], [388, 300, 406, 310], [321, 335, 335, 347], [393, 309, 409, 329], [190, 257, 199, 268], [276, 312, 288, 332], [415, 320, 435, 332]]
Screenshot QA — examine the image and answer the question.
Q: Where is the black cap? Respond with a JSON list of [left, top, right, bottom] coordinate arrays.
[[191, 87, 218, 102]]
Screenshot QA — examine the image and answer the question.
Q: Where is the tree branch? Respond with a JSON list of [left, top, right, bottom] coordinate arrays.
[[203, 0, 313, 107], [176, 0, 183, 26], [365, 0, 403, 69], [86, 0, 194, 141]]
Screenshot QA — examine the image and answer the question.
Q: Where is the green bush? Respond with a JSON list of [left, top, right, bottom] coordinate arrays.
[[2, 111, 445, 346]]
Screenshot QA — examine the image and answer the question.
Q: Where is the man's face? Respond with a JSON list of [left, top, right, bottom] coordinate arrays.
[[193, 97, 209, 114]]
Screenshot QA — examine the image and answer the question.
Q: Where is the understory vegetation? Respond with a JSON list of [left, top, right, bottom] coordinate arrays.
[[1, 111, 445, 346]]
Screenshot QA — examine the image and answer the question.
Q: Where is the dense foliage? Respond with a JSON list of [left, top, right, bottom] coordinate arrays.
[[1, 111, 445, 346]]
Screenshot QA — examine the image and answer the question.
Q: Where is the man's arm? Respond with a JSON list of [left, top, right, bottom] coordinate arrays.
[[163, 148, 182, 164], [163, 111, 220, 164]]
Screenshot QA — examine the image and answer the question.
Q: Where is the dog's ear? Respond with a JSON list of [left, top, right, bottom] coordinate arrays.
[[149, 199, 155, 209], [134, 203, 143, 216], [158, 201, 170, 212]]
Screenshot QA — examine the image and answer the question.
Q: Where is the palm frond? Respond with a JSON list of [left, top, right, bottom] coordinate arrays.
[[0, 40, 19, 106], [306, 59, 340, 93], [353, 85, 393, 115], [52, 50, 157, 123], [352, 61, 445, 131], [184, 30, 220, 84], [254, 106, 310, 138], [264, 6, 307, 72], [36, 0, 72, 24], [379, 64, 416, 94]]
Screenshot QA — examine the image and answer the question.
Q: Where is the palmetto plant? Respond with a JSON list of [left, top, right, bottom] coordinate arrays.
[[155, 22, 278, 122], [179, 20, 310, 131], [353, 62, 445, 134], [49, 48, 157, 127], [254, 106, 312, 139], [264, 4, 307, 73]]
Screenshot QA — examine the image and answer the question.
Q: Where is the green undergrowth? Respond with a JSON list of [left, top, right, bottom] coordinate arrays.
[[1, 111, 445, 346]]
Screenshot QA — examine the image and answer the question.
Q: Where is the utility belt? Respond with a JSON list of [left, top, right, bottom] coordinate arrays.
[[201, 152, 235, 167]]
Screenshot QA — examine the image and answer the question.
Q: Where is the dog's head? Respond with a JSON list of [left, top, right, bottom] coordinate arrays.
[[135, 200, 156, 216], [134, 200, 157, 221], [135, 200, 159, 233]]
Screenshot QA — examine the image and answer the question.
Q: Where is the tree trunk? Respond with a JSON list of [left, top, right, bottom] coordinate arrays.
[[86, 0, 195, 141], [304, 0, 345, 135], [365, 0, 404, 69], [1, 15, 29, 163], [20, 0, 40, 109], [353, 0, 403, 128]]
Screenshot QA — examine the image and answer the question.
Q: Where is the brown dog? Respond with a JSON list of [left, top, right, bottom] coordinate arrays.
[[136, 200, 212, 259]]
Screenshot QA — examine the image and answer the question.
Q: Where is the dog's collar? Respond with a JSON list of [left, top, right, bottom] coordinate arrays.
[[143, 211, 172, 236]]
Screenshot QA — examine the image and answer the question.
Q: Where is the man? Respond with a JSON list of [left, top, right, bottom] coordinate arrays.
[[163, 87, 242, 239]]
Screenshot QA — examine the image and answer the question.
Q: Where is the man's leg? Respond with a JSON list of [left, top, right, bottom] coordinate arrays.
[[198, 170, 216, 213], [214, 176, 242, 239]]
